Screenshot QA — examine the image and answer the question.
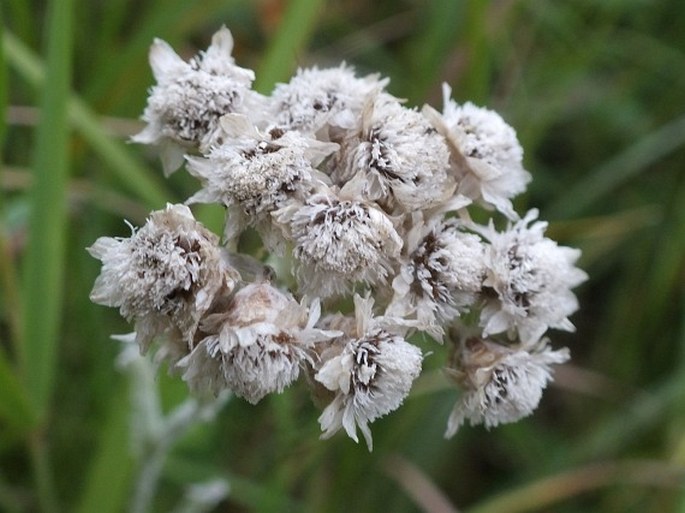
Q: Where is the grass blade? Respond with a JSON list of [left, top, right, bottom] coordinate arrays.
[[466, 460, 685, 513], [2, 31, 172, 209], [0, 17, 31, 433], [20, 0, 73, 421], [18, 1, 75, 509], [3, 0, 35, 48], [0, 349, 34, 434], [0, 13, 7, 146], [547, 113, 685, 218], [75, 386, 134, 513], [404, 0, 467, 102], [253, 0, 325, 94]]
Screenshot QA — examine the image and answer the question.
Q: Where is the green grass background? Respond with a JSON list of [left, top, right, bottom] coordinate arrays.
[[1, 0, 685, 511]]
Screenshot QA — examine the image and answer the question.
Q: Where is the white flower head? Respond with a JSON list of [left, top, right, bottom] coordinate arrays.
[[88, 204, 239, 357], [281, 188, 403, 298], [475, 209, 588, 344], [132, 27, 257, 175], [270, 63, 389, 135], [423, 84, 531, 219], [186, 114, 338, 251], [315, 295, 423, 450], [178, 282, 339, 403], [330, 93, 455, 213], [389, 217, 487, 340], [445, 337, 569, 438]]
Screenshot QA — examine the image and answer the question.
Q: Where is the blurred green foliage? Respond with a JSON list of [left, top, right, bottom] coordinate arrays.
[[1, 0, 684, 511]]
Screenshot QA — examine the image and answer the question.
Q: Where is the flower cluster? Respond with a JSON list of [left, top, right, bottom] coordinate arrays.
[[89, 27, 587, 450]]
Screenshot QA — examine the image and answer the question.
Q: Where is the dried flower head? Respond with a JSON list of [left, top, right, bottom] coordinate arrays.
[[178, 282, 339, 403], [475, 209, 588, 344], [280, 188, 403, 298], [90, 26, 588, 450], [390, 217, 487, 339], [186, 114, 337, 251], [132, 27, 257, 175], [330, 93, 455, 213], [444, 337, 569, 437], [315, 295, 423, 450], [270, 63, 389, 135], [88, 204, 239, 356], [424, 84, 531, 219]]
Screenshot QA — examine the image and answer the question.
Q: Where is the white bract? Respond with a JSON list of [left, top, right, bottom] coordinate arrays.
[[424, 84, 531, 219], [282, 188, 403, 298], [132, 27, 258, 175], [88, 204, 239, 358], [179, 283, 339, 403], [270, 63, 389, 136], [186, 114, 337, 251], [475, 209, 588, 345], [315, 295, 423, 450], [330, 93, 455, 213], [445, 338, 570, 437], [390, 217, 487, 340]]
